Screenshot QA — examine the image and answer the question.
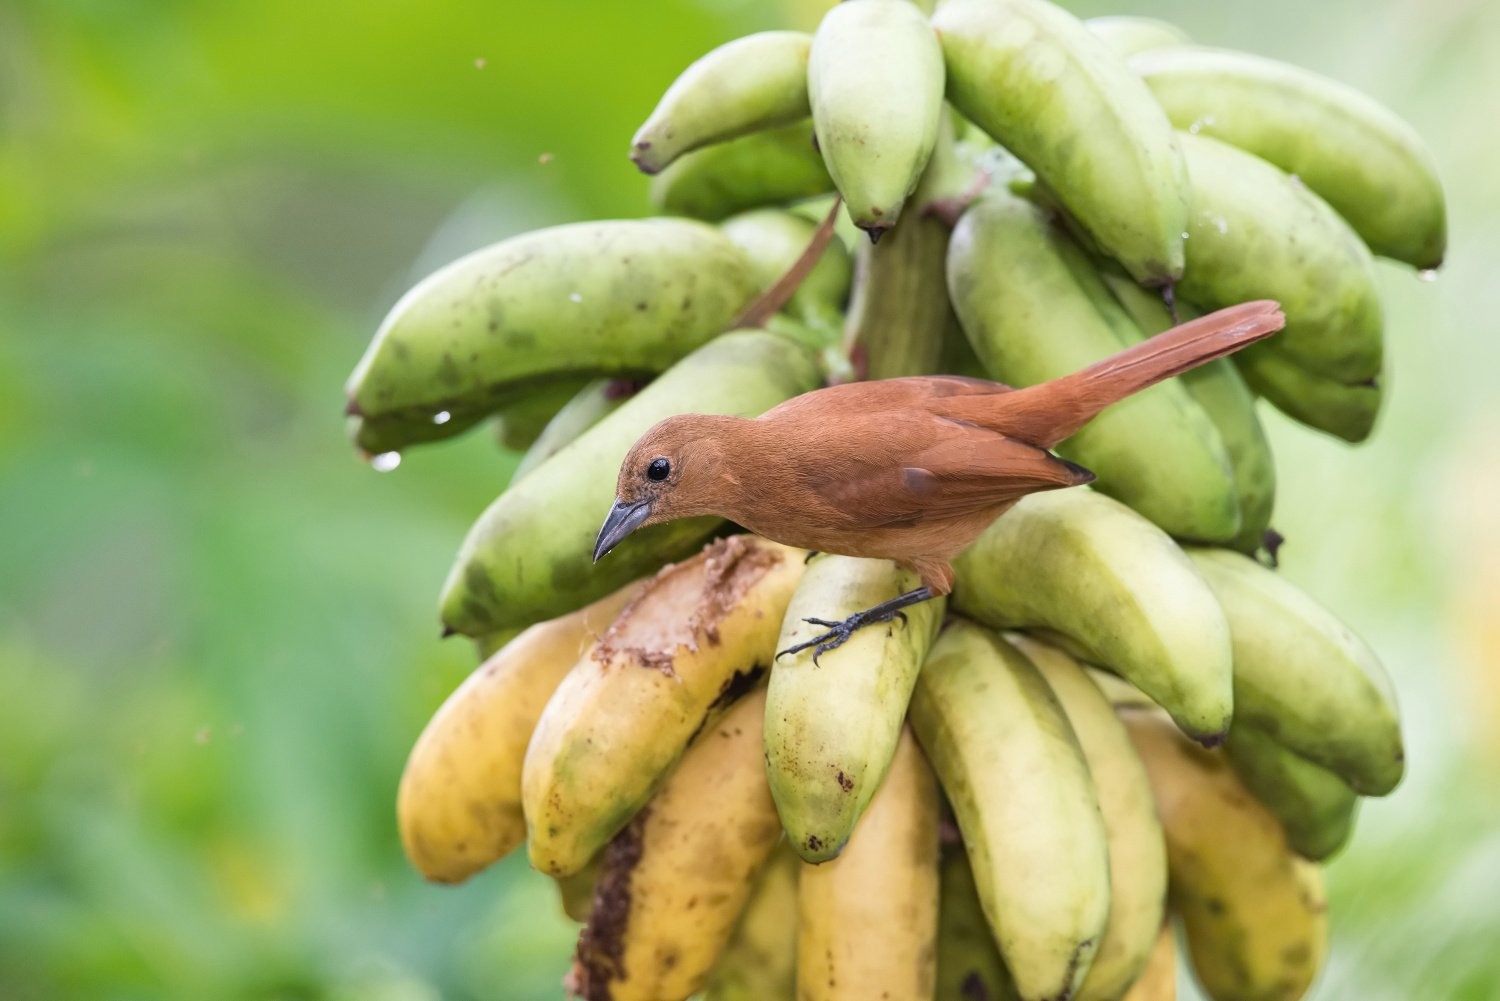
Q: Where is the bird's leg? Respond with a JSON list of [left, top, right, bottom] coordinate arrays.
[[776, 586, 937, 665]]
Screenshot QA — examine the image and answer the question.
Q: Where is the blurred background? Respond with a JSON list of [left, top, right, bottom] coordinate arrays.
[[1, 0, 1497, 997]]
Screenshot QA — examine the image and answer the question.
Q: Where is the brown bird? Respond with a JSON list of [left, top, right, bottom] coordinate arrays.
[[595, 301, 1285, 658]]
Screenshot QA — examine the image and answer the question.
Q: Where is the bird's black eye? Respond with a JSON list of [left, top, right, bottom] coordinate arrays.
[[647, 457, 671, 482]]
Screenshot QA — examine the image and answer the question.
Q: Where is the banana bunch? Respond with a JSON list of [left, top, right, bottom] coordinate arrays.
[[346, 5, 1441, 1000]]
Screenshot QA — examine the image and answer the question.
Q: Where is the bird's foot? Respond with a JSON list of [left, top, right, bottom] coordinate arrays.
[[776, 586, 935, 665]]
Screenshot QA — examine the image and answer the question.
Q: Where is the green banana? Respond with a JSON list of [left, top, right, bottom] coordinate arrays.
[[631, 31, 812, 174], [650, 120, 835, 221], [843, 112, 974, 380], [345, 220, 759, 451], [703, 840, 799, 1001], [1132, 45, 1446, 269], [1184, 546, 1403, 795], [933, 0, 1189, 285], [950, 488, 1234, 743], [512, 378, 644, 483], [1011, 634, 1167, 1001], [936, 848, 1021, 1001], [948, 189, 1241, 542], [493, 377, 594, 452], [1084, 15, 1190, 57], [766, 555, 945, 863], [719, 207, 853, 336], [1224, 723, 1359, 862], [1100, 271, 1276, 554], [1234, 347, 1382, 444], [439, 330, 821, 636], [809, 0, 945, 236], [910, 622, 1110, 1001], [1176, 131, 1384, 384], [349, 407, 488, 457]]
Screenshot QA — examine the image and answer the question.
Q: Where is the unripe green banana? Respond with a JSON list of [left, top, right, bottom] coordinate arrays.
[[650, 120, 835, 221], [936, 848, 1021, 1001], [512, 378, 644, 483], [910, 622, 1110, 1001], [1100, 272, 1276, 555], [1176, 131, 1384, 384], [440, 330, 821, 636], [948, 190, 1241, 542], [1132, 45, 1446, 269], [1084, 15, 1190, 57], [703, 840, 799, 1001], [719, 208, 852, 337], [1184, 546, 1403, 796], [346, 220, 759, 452], [1011, 634, 1167, 1001], [348, 408, 488, 457], [631, 31, 813, 174], [950, 489, 1234, 744], [1234, 346, 1382, 444], [1224, 723, 1359, 862], [843, 112, 974, 380], [494, 377, 594, 453], [766, 555, 945, 863], [809, 0, 945, 236], [933, 0, 1189, 286]]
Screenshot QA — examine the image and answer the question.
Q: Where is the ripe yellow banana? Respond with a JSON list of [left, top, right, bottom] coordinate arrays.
[[937, 846, 1021, 1001], [702, 840, 799, 1001], [797, 725, 941, 1001], [631, 31, 812, 174], [766, 555, 945, 863], [396, 580, 642, 884], [949, 489, 1234, 744], [910, 621, 1110, 1001], [568, 689, 783, 1001], [934, 0, 1189, 285], [1010, 634, 1167, 1001], [1123, 709, 1328, 1001], [523, 535, 805, 877], [809, 0, 946, 236], [1184, 546, 1403, 795]]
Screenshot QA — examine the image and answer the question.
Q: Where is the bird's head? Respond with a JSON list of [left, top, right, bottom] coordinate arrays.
[[593, 413, 743, 562]]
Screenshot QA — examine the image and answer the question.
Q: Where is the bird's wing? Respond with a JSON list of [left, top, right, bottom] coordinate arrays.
[[805, 415, 1093, 530], [759, 375, 1014, 422]]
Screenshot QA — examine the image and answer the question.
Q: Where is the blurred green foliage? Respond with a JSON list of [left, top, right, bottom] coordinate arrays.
[[1, 0, 1498, 999]]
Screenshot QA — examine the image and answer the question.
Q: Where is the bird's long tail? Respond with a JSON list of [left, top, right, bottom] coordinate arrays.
[[982, 300, 1285, 449]]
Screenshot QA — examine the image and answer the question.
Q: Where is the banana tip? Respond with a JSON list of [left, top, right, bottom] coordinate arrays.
[[344, 397, 364, 417], [440, 624, 458, 639], [628, 146, 660, 176], [1195, 729, 1228, 750]]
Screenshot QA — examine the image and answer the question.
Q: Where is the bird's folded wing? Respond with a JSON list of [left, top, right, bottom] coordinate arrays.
[[809, 419, 1092, 529]]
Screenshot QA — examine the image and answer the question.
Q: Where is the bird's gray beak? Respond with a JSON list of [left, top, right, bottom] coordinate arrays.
[[594, 497, 653, 563]]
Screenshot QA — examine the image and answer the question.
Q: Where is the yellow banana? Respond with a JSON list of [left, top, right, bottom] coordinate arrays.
[[703, 840, 799, 1001], [1123, 709, 1328, 1001], [766, 556, 945, 863], [631, 31, 812, 174], [568, 689, 783, 1001], [798, 725, 941, 1001], [396, 581, 642, 884], [949, 488, 1234, 744], [523, 535, 805, 877], [910, 621, 1110, 1001], [1010, 634, 1167, 1001]]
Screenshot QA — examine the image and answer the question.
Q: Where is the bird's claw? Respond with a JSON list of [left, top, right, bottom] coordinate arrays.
[[775, 607, 912, 665]]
